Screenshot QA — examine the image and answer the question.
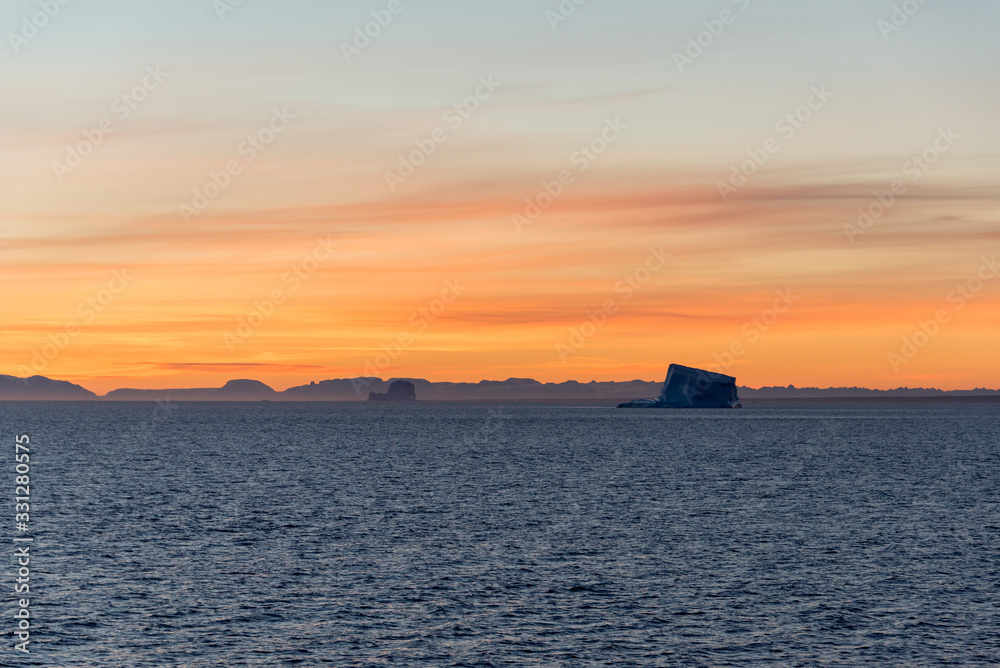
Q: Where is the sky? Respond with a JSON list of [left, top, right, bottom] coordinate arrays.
[[2, 0, 999, 394]]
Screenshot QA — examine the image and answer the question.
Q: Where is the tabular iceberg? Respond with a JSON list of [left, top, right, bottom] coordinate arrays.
[[618, 364, 742, 408]]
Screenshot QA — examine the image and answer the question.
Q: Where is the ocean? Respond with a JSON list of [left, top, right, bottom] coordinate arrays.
[[2, 401, 998, 666]]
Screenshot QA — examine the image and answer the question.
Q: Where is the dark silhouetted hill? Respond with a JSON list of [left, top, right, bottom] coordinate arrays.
[[104, 379, 277, 401], [0, 375, 97, 400], [740, 385, 1000, 399], [283, 377, 663, 401], [2, 374, 998, 402]]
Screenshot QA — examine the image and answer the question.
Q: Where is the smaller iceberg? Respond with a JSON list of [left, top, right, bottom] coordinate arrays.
[[368, 380, 417, 402], [618, 364, 741, 408]]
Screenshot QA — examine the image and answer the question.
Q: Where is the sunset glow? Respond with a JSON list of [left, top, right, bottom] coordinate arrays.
[[3, 0, 998, 394]]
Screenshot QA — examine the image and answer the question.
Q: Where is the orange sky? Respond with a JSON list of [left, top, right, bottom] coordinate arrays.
[[5, 175, 998, 394], [3, 2, 999, 394]]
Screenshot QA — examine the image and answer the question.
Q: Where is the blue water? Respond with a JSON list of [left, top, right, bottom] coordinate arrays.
[[2, 401, 998, 666]]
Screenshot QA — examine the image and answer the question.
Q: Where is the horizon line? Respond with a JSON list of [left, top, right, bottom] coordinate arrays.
[[5, 373, 999, 398]]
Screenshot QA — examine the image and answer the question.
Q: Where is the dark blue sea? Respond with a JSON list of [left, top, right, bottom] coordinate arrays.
[[2, 401, 998, 666]]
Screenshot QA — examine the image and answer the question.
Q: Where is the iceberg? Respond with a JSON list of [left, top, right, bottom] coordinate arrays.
[[368, 380, 417, 402], [618, 364, 742, 408]]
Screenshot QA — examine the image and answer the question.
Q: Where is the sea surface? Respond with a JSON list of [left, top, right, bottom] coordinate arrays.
[[1, 401, 998, 666]]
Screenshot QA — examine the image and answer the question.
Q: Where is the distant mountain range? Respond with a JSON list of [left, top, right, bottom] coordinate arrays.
[[0, 375, 99, 401], [1, 374, 998, 402]]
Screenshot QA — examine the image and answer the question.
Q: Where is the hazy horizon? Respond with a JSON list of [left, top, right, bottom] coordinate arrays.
[[7, 371, 1000, 399]]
